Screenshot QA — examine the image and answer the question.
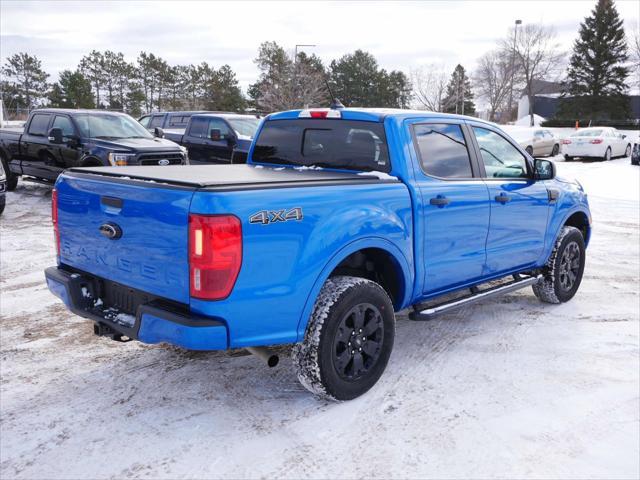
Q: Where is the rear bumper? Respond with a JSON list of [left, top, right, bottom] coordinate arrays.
[[44, 266, 228, 350]]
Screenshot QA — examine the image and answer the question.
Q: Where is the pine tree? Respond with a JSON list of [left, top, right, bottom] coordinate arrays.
[[559, 0, 630, 120], [443, 64, 475, 116], [1, 53, 49, 110]]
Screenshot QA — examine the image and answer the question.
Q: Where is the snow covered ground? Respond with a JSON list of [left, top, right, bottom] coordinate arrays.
[[1, 157, 638, 479]]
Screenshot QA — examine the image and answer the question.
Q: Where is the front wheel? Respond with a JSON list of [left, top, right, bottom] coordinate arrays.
[[0, 157, 18, 191], [292, 276, 395, 401], [533, 226, 586, 304]]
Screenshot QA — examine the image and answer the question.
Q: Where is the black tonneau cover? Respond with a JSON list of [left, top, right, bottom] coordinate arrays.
[[67, 164, 396, 189]]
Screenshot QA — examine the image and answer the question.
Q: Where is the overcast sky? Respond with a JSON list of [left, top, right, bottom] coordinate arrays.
[[1, 0, 639, 93]]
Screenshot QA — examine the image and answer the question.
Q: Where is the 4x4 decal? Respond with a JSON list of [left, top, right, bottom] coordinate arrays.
[[249, 207, 303, 225]]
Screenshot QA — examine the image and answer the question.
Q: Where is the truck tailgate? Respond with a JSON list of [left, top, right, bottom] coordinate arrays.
[[56, 173, 195, 304]]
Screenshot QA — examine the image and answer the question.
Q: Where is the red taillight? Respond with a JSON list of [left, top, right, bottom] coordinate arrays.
[[562, 139, 572, 145], [309, 111, 328, 119], [189, 214, 242, 300], [52, 189, 60, 256], [590, 138, 603, 144]]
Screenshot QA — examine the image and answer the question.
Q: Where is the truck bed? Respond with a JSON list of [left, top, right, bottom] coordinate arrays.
[[68, 164, 397, 189]]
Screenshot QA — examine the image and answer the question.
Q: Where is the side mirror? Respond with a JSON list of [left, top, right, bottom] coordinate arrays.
[[48, 128, 63, 144], [534, 158, 556, 180], [154, 127, 164, 138], [209, 129, 221, 141], [226, 133, 237, 147], [622, 134, 627, 139]]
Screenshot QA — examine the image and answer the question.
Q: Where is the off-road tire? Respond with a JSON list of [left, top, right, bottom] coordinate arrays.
[[1, 156, 18, 191], [292, 275, 395, 401], [533, 226, 586, 304]]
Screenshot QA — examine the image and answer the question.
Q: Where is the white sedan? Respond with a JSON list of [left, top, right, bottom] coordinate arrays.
[[563, 127, 632, 161]]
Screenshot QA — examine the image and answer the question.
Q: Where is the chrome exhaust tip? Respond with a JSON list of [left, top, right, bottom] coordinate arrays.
[[246, 347, 279, 368]]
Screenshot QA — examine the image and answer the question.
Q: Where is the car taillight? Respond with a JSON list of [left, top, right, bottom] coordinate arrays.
[[52, 189, 60, 256], [590, 139, 603, 144], [189, 214, 242, 300], [562, 139, 572, 144]]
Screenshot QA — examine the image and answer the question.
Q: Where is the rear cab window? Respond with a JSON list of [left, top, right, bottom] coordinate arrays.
[[27, 114, 52, 136], [252, 119, 390, 172], [413, 123, 473, 178]]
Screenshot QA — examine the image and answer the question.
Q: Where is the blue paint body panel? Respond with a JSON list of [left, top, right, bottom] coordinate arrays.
[[138, 313, 228, 350], [48, 108, 591, 351]]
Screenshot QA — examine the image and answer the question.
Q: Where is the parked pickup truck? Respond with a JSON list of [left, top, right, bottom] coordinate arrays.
[[138, 110, 208, 132], [162, 113, 261, 164], [45, 107, 591, 401], [0, 109, 187, 189]]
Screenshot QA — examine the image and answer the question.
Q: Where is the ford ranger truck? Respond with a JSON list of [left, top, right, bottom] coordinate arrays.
[[45, 108, 592, 401]]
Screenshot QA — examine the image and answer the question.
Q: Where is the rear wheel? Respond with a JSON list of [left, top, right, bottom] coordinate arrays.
[[624, 144, 631, 157], [603, 147, 611, 161], [533, 226, 586, 304], [292, 276, 395, 401], [551, 144, 559, 156], [564, 155, 573, 162]]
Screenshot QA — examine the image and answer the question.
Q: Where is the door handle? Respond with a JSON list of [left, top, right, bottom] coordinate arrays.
[[430, 196, 451, 207], [495, 193, 512, 204]]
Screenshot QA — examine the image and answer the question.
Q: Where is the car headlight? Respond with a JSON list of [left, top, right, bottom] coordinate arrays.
[[108, 152, 136, 166], [179, 146, 189, 164]]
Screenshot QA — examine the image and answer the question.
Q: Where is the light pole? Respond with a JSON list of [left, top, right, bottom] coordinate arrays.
[[507, 19, 522, 122]]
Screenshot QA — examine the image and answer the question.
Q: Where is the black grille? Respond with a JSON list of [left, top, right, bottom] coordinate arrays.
[[137, 152, 184, 165]]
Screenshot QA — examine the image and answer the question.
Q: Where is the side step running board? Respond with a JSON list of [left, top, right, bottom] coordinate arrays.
[[409, 274, 542, 321]]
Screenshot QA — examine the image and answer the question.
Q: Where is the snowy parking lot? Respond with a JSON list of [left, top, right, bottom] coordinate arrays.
[[1, 156, 638, 479]]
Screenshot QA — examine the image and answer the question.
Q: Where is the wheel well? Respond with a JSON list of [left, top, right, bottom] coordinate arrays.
[[330, 248, 405, 308], [564, 211, 590, 243]]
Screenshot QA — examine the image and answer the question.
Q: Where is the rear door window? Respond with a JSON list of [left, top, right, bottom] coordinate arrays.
[[27, 114, 51, 136], [253, 119, 390, 172], [413, 123, 473, 178]]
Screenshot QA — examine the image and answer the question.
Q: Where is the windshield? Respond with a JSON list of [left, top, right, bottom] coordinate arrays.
[[227, 118, 260, 137], [252, 119, 390, 172], [75, 114, 154, 140], [571, 129, 603, 137]]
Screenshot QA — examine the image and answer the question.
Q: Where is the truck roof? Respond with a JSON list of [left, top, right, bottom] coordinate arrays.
[[29, 108, 129, 116], [191, 113, 261, 120], [267, 107, 494, 125]]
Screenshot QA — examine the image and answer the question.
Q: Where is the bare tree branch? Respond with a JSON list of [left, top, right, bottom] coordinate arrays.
[[410, 65, 449, 112], [500, 24, 564, 126]]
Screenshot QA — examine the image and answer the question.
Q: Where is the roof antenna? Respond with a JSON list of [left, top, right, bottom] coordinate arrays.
[[323, 77, 345, 109]]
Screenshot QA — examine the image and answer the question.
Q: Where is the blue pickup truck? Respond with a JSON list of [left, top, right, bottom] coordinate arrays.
[[45, 107, 591, 400]]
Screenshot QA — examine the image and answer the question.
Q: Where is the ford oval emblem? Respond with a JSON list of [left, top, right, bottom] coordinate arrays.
[[99, 222, 122, 240], [158, 159, 170, 166]]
